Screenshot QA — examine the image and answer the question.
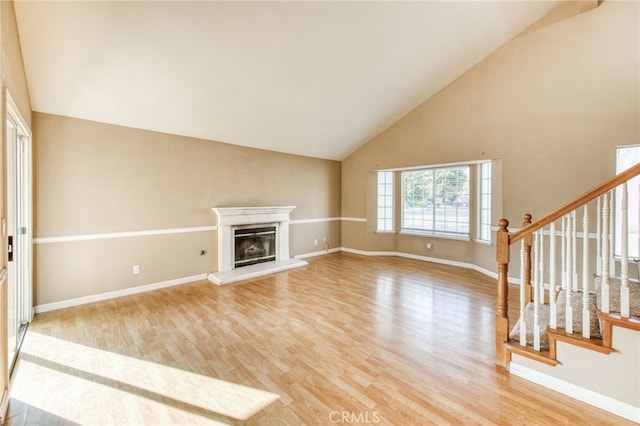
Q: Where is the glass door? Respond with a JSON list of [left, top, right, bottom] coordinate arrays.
[[6, 96, 32, 373]]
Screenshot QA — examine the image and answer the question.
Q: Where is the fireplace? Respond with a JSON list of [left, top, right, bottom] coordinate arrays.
[[234, 226, 276, 268], [208, 206, 308, 285]]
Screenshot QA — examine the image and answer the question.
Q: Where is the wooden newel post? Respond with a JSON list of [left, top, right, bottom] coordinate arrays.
[[496, 218, 510, 369], [522, 214, 533, 303]]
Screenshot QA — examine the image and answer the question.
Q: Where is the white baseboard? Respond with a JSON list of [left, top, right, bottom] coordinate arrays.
[[510, 363, 640, 423], [34, 274, 208, 313], [338, 247, 519, 284], [340, 247, 397, 257], [295, 247, 342, 259]]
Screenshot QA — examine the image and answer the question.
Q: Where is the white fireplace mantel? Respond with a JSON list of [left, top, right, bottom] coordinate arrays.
[[208, 206, 307, 285], [213, 206, 297, 227]]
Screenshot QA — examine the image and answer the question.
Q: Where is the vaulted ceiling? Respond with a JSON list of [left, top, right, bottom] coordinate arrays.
[[14, 1, 561, 160]]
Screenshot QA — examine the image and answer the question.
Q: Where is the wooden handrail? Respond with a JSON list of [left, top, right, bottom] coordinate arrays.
[[510, 163, 640, 245]]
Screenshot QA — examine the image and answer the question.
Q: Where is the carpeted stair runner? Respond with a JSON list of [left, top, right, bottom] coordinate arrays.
[[509, 289, 601, 351], [595, 276, 640, 317]]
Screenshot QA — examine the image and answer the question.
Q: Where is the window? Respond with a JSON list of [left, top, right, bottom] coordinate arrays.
[[616, 145, 639, 258], [376, 171, 394, 232], [401, 165, 470, 238], [478, 162, 492, 242]]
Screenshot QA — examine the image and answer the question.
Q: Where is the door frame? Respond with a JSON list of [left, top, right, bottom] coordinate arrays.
[[5, 90, 33, 373]]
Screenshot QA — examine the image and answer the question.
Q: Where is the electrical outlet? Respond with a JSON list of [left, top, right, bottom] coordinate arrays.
[[314, 239, 318, 245], [133, 265, 140, 274], [426, 243, 433, 250]]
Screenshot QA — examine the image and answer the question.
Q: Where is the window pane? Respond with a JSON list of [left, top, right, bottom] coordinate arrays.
[[482, 161, 491, 178], [481, 179, 489, 194], [478, 162, 492, 242], [482, 194, 491, 208], [480, 223, 490, 241], [481, 209, 490, 225], [377, 171, 394, 232], [385, 218, 393, 230], [402, 166, 470, 237]]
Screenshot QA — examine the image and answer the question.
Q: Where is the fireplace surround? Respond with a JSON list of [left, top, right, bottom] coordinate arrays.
[[208, 206, 307, 285]]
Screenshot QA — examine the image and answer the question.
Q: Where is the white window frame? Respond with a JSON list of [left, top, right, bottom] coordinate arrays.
[[477, 161, 492, 244], [376, 171, 394, 233], [400, 165, 471, 239]]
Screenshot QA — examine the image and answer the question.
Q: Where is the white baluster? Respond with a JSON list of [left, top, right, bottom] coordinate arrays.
[[533, 231, 541, 351], [540, 228, 545, 306], [572, 210, 578, 292], [582, 205, 590, 338], [596, 197, 602, 276], [550, 221, 557, 329], [610, 191, 616, 278], [520, 240, 527, 346], [561, 215, 567, 291], [601, 193, 610, 314], [566, 213, 574, 334], [621, 182, 630, 318]]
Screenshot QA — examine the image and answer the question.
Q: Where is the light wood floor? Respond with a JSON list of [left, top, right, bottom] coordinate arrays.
[[5, 252, 633, 425]]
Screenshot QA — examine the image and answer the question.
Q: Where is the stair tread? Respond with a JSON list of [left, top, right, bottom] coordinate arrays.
[[509, 290, 601, 351], [546, 327, 614, 354], [595, 277, 640, 317], [504, 342, 558, 366], [598, 312, 640, 331]]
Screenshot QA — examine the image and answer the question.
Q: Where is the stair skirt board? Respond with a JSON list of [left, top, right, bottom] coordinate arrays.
[[510, 291, 601, 351], [595, 277, 640, 317]]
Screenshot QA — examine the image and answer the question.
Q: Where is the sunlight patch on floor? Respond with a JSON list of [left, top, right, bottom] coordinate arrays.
[[10, 332, 279, 424]]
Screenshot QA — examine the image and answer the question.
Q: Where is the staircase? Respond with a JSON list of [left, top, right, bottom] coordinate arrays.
[[494, 164, 640, 388]]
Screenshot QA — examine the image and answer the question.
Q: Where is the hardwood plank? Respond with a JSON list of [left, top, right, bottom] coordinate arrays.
[[6, 252, 633, 425]]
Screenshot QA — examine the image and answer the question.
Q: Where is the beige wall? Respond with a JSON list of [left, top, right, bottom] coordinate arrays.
[[341, 1, 639, 273], [33, 113, 341, 305]]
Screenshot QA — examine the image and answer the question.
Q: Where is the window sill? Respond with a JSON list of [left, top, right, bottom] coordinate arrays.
[[375, 231, 396, 235], [399, 230, 470, 242], [473, 239, 492, 246]]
